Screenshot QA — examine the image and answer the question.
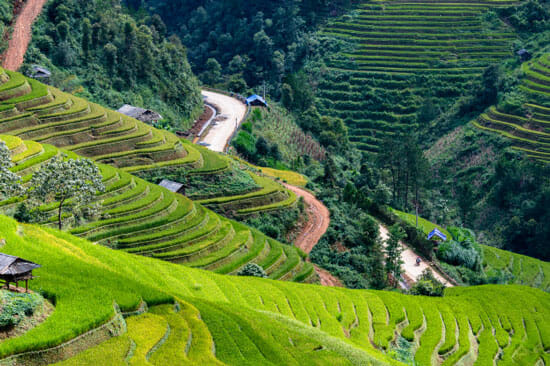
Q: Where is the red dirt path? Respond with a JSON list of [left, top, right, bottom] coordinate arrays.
[[284, 184, 343, 287], [2, 0, 48, 71]]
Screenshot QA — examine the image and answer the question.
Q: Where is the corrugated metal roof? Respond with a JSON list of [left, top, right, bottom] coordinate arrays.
[[0, 253, 40, 275], [246, 94, 268, 106], [159, 179, 184, 193], [117, 104, 146, 119], [117, 104, 163, 122]]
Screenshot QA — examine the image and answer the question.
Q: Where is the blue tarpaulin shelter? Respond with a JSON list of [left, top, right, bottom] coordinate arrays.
[[427, 228, 447, 241], [246, 94, 268, 107]]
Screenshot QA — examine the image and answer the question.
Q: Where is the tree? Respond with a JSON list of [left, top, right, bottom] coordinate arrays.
[[28, 156, 105, 230], [0, 142, 22, 200], [103, 43, 118, 70], [81, 18, 91, 59], [384, 224, 406, 287], [228, 75, 247, 93], [409, 269, 445, 296], [202, 58, 222, 85], [281, 83, 294, 110], [237, 263, 267, 278], [255, 136, 269, 157]]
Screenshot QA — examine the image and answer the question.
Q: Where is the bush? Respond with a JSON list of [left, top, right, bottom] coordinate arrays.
[[237, 263, 267, 278], [0, 291, 43, 329], [409, 269, 445, 297], [232, 131, 257, 160], [437, 240, 482, 271]]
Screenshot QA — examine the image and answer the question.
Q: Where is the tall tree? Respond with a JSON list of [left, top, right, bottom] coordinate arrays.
[[384, 224, 406, 287], [28, 156, 105, 230], [0, 142, 22, 200]]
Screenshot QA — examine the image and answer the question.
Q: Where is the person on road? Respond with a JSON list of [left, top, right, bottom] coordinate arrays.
[[416, 257, 421, 266]]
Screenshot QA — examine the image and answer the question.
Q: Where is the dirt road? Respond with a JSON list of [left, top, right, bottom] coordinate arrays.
[[2, 0, 48, 71], [284, 184, 330, 254], [284, 184, 342, 287], [379, 224, 453, 287], [200, 90, 247, 152]]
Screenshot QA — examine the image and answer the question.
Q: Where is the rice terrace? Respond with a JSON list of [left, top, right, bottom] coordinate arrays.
[[0, 0, 547, 365]]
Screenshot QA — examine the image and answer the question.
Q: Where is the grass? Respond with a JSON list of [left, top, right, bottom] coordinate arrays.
[[2, 215, 548, 364], [483, 244, 550, 291], [258, 167, 308, 187], [0, 132, 309, 285]]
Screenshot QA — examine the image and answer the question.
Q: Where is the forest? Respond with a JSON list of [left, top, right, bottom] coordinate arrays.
[[22, 0, 203, 131]]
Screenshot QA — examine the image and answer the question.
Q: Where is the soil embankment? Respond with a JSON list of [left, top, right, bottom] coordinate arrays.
[[2, 0, 48, 71]]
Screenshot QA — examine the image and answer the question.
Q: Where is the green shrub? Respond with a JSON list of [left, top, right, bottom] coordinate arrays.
[[437, 240, 482, 271], [0, 291, 43, 329], [237, 263, 267, 278]]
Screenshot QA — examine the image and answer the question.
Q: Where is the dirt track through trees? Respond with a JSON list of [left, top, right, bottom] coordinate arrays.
[[2, 0, 48, 71], [284, 184, 343, 287]]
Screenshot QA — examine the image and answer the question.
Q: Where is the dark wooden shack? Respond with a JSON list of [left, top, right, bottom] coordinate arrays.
[[0, 253, 40, 293]]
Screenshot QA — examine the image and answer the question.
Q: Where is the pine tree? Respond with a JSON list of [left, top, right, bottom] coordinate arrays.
[[384, 224, 406, 287]]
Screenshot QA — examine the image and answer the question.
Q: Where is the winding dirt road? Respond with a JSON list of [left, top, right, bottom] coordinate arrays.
[[284, 184, 342, 287], [378, 224, 453, 287], [2, 0, 48, 71]]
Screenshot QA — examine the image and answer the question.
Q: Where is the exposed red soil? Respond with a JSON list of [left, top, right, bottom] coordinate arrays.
[[184, 104, 215, 138], [284, 184, 330, 254], [2, 0, 48, 71], [315, 265, 343, 287], [284, 183, 342, 287]]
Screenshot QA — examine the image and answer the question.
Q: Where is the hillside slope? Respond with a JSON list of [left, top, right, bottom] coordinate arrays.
[[0, 215, 549, 365], [0, 136, 314, 283], [318, 0, 517, 153], [476, 53, 550, 162], [0, 66, 299, 216]]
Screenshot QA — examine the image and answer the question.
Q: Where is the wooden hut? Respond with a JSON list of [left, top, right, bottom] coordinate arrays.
[[0, 253, 40, 293]]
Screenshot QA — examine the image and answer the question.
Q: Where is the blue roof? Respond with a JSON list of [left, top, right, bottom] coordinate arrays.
[[246, 94, 268, 106], [427, 228, 447, 241]]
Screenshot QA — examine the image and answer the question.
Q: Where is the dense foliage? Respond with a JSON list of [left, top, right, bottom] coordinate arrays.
[[28, 156, 105, 230], [0, 0, 13, 56], [0, 142, 22, 200], [23, 0, 202, 130], [136, 0, 353, 94], [237, 263, 267, 278], [0, 291, 43, 329]]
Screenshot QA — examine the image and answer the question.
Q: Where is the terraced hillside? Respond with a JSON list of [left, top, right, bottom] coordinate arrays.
[[1, 215, 549, 365], [475, 53, 550, 163], [0, 67, 298, 216], [483, 245, 550, 291], [0, 136, 314, 283], [319, 0, 517, 153]]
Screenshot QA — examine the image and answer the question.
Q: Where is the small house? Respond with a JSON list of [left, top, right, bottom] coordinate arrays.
[[517, 49, 532, 62], [117, 104, 163, 124], [427, 228, 447, 244], [0, 253, 40, 293], [159, 179, 186, 195], [246, 94, 268, 107], [31, 65, 51, 80]]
